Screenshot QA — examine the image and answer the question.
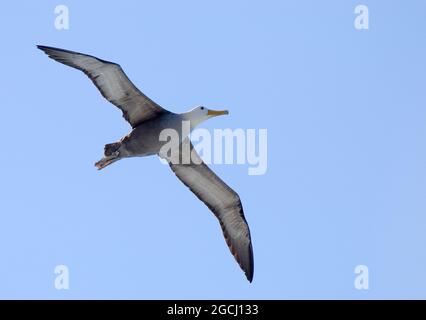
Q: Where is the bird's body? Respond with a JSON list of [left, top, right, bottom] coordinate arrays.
[[38, 45, 254, 282], [98, 111, 201, 168], [100, 112, 180, 166]]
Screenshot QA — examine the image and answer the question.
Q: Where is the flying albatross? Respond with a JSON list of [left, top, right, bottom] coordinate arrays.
[[37, 45, 254, 282]]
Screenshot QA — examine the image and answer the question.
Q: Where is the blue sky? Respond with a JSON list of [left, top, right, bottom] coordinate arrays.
[[1, 1, 426, 299]]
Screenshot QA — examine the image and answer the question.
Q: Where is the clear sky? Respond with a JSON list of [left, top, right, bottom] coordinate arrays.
[[1, 1, 426, 299]]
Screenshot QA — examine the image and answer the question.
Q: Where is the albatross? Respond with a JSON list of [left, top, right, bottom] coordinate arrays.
[[37, 45, 254, 282]]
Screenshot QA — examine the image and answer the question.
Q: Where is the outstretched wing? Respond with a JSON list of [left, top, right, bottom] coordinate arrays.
[[37, 45, 169, 127], [167, 140, 254, 282]]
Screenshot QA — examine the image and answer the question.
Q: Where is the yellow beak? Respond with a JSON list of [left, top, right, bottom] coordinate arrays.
[[207, 109, 229, 116]]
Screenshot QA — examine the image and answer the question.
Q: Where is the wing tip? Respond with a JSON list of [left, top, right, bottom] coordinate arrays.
[[37, 44, 71, 55], [245, 242, 254, 283], [37, 45, 61, 57], [219, 214, 254, 283], [246, 272, 254, 283], [36, 44, 47, 52], [37, 44, 53, 52]]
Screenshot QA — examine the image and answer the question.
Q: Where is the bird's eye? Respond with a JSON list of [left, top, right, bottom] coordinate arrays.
[[200, 107, 204, 110]]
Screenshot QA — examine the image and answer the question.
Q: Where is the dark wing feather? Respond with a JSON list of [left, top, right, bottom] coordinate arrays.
[[167, 140, 254, 282], [37, 45, 169, 127]]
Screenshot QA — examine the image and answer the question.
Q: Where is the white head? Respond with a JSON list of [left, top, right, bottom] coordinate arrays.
[[183, 106, 229, 129]]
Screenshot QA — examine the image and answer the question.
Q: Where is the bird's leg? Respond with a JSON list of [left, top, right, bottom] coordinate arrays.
[[95, 151, 120, 170]]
